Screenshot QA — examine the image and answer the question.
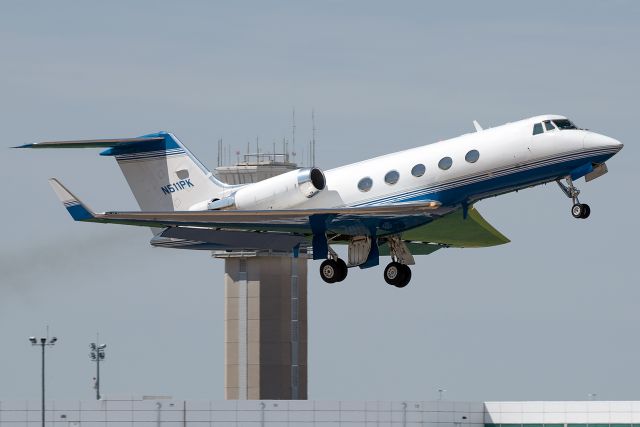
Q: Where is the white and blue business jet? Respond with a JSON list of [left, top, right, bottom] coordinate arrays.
[[18, 114, 623, 288]]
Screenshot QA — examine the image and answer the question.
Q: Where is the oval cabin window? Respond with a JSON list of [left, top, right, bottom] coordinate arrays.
[[438, 157, 453, 170], [465, 149, 480, 163], [384, 170, 400, 185], [411, 164, 425, 177], [357, 177, 373, 192]]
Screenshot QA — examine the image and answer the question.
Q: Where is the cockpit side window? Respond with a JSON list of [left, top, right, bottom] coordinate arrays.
[[532, 123, 543, 135], [543, 120, 556, 131], [553, 119, 577, 130]]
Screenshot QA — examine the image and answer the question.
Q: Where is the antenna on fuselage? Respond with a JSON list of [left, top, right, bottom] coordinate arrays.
[[473, 120, 483, 132]]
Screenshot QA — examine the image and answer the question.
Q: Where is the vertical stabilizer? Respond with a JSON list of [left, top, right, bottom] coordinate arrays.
[[99, 132, 230, 211]]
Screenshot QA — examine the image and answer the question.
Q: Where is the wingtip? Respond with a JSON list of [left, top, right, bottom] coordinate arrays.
[[48, 178, 94, 221], [11, 144, 35, 149]]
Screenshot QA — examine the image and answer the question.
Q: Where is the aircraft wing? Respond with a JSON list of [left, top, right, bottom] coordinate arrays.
[[49, 178, 442, 231], [50, 178, 508, 253]]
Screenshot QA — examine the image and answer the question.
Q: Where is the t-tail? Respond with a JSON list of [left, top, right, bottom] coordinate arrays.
[[16, 132, 231, 211]]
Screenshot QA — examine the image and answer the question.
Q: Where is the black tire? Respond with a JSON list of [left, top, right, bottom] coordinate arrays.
[[320, 259, 339, 283], [580, 203, 591, 219], [395, 264, 412, 288], [384, 262, 405, 286], [335, 258, 348, 282], [571, 203, 584, 219]]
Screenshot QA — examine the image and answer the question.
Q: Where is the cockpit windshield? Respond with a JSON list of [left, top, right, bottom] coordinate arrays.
[[552, 119, 577, 130], [532, 118, 579, 135]]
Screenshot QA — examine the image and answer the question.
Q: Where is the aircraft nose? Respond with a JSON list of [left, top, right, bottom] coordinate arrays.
[[584, 132, 624, 152]]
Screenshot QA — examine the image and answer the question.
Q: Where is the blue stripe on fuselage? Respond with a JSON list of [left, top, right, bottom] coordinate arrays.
[[356, 150, 617, 208]]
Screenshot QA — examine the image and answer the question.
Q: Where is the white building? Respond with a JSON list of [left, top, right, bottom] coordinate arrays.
[[1, 398, 640, 427]]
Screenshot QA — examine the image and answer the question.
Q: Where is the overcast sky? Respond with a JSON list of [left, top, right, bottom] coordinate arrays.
[[1, 1, 639, 402]]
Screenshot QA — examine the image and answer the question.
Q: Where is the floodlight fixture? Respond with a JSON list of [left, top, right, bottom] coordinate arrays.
[[89, 336, 107, 400], [28, 333, 58, 427]]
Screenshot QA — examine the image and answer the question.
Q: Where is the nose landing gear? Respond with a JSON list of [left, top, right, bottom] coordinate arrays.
[[571, 202, 590, 219], [557, 177, 591, 219]]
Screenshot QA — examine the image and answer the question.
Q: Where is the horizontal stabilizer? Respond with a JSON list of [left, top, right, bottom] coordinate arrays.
[[14, 136, 164, 149], [48, 178, 95, 221]]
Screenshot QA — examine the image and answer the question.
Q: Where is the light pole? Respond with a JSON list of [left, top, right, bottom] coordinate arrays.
[[89, 339, 106, 400], [29, 335, 57, 427]]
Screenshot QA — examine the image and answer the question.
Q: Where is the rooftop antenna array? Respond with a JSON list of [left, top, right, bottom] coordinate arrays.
[[215, 108, 318, 167], [292, 108, 296, 161]]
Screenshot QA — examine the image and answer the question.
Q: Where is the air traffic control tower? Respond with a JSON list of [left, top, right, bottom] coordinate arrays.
[[214, 153, 308, 400]]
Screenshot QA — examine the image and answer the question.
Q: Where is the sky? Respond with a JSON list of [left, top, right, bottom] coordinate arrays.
[[1, 1, 639, 402]]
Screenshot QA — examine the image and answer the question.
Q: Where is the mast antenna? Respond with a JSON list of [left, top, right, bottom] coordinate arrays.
[[292, 108, 296, 161], [311, 108, 316, 166]]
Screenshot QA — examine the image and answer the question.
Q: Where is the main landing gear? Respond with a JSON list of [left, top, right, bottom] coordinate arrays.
[[318, 235, 414, 288], [319, 257, 348, 284], [383, 235, 414, 288], [320, 257, 413, 288], [557, 177, 591, 219], [383, 261, 412, 288]]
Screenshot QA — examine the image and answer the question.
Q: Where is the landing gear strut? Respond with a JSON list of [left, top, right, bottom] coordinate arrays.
[[557, 177, 590, 219]]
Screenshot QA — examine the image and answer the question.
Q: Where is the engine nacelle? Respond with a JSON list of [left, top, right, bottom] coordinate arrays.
[[207, 167, 326, 210]]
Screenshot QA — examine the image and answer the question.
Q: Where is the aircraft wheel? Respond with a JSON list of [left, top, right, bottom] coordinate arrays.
[[395, 264, 412, 288], [571, 203, 585, 219], [335, 258, 348, 282], [384, 262, 406, 287], [320, 259, 339, 283], [320, 259, 340, 283], [580, 203, 591, 219]]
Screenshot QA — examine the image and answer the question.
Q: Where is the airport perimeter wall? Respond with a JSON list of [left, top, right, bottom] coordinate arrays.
[[0, 399, 639, 427], [0, 399, 483, 427]]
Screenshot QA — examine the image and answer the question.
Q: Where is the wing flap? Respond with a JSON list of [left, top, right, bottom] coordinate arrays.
[[151, 227, 308, 251]]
